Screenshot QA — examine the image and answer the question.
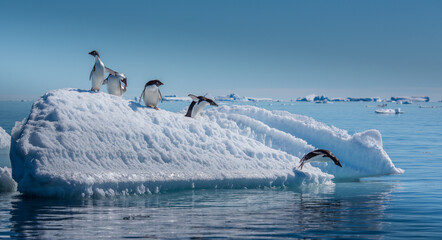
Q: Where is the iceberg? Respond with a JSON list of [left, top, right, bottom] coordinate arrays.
[[375, 108, 404, 114], [0, 127, 17, 192], [0, 167, 17, 192], [10, 89, 403, 198], [0, 127, 11, 166], [162, 95, 192, 102], [296, 94, 384, 102], [390, 96, 429, 102]]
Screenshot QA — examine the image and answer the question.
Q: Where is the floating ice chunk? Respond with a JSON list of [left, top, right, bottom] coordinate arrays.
[[375, 108, 403, 114], [10, 89, 402, 198]]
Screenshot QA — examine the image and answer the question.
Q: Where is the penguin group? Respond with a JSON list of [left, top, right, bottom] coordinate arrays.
[[88, 50, 217, 118], [88, 50, 343, 169]]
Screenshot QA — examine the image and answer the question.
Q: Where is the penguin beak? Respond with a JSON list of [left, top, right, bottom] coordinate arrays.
[[88, 51, 94, 56], [335, 160, 342, 167]]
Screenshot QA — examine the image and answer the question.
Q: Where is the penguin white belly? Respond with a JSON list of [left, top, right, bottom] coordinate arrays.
[[92, 63, 105, 90], [308, 155, 332, 163], [107, 76, 123, 96], [143, 85, 160, 107], [191, 101, 210, 118]]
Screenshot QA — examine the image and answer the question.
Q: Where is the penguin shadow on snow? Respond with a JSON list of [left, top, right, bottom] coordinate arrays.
[[128, 101, 148, 112]]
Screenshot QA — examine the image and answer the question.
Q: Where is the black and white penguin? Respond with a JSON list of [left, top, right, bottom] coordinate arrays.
[[88, 50, 116, 92], [298, 149, 342, 170], [185, 94, 218, 118], [104, 72, 127, 97], [140, 80, 164, 110]]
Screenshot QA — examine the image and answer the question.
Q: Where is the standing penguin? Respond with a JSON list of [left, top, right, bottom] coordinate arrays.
[[104, 72, 127, 97], [88, 50, 116, 92], [140, 80, 164, 110], [185, 94, 218, 118]]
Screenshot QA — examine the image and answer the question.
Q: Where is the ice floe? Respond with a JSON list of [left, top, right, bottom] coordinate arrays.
[[10, 89, 403, 198]]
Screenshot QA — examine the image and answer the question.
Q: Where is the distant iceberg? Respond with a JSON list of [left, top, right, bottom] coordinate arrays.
[[214, 93, 272, 102], [10, 89, 403, 198], [375, 108, 404, 114], [163, 93, 272, 102], [296, 94, 382, 102], [162, 95, 192, 102], [390, 96, 429, 102]]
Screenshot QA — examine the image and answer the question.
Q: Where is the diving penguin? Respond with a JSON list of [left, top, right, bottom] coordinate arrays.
[[298, 149, 342, 170], [185, 94, 218, 118], [140, 80, 164, 110], [104, 72, 127, 97], [88, 50, 117, 92]]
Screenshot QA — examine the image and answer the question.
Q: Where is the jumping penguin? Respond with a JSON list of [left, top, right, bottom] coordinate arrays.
[[88, 50, 117, 92], [185, 94, 218, 118], [298, 149, 342, 170], [104, 72, 127, 97], [140, 80, 164, 110]]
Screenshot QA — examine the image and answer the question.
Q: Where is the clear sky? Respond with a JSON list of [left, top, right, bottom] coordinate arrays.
[[0, 0, 441, 101]]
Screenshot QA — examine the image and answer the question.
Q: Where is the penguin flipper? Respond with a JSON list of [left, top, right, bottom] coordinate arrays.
[[102, 74, 110, 85], [89, 65, 95, 81], [139, 88, 145, 103], [188, 94, 199, 102], [105, 67, 117, 75], [159, 89, 163, 103]]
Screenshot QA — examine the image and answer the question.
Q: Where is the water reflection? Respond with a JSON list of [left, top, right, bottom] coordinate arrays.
[[7, 181, 396, 239]]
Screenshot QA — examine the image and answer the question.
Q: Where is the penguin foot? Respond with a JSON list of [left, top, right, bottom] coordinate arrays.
[[90, 88, 100, 92], [148, 105, 159, 110]]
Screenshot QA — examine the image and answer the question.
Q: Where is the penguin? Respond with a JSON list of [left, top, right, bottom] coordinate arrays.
[[104, 72, 127, 97], [88, 50, 116, 92], [298, 149, 342, 170], [140, 80, 164, 110], [185, 94, 218, 118]]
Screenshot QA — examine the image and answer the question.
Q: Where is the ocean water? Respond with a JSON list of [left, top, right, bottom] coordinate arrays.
[[1, 100, 442, 239]]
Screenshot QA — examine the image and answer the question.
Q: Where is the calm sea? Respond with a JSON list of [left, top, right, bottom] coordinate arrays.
[[1, 100, 441, 239]]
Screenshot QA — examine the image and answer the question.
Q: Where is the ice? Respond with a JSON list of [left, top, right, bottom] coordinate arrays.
[[0, 127, 10, 150], [0, 127, 11, 168], [375, 108, 404, 114], [10, 89, 402, 198], [0, 167, 17, 192], [391, 96, 429, 102], [0, 127, 16, 192]]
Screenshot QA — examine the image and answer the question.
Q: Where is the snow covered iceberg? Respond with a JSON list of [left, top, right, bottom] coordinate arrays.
[[10, 89, 402, 198]]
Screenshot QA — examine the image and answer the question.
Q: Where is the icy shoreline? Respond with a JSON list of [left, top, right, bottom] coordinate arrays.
[[10, 89, 402, 198]]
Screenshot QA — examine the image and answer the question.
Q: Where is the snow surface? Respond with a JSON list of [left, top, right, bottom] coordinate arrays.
[[0, 127, 16, 192], [10, 89, 403, 198]]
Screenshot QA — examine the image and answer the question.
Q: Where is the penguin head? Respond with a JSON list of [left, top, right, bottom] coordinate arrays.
[[321, 150, 342, 168], [146, 80, 164, 87], [88, 50, 100, 57], [204, 98, 218, 107], [121, 77, 127, 87], [332, 158, 342, 167]]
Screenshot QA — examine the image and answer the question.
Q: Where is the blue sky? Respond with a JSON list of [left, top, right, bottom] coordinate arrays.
[[0, 0, 441, 100]]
